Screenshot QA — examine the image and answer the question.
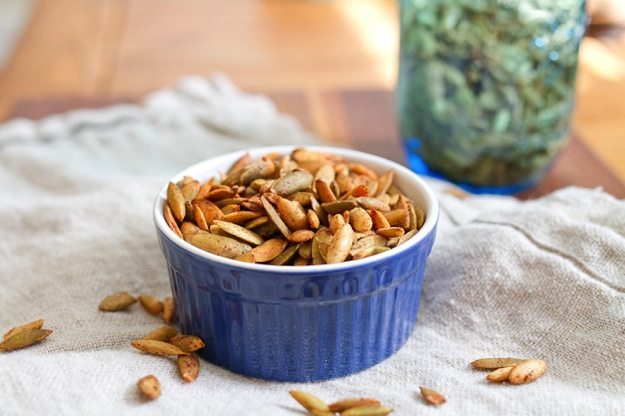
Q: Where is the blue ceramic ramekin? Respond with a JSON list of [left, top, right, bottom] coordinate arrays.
[[154, 146, 438, 382]]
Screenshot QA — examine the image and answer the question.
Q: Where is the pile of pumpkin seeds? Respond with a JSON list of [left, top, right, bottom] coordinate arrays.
[[164, 148, 426, 265], [397, 0, 586, 186]]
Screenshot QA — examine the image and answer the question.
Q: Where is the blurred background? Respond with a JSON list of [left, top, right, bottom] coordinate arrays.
[[0, 0, 623, 195]]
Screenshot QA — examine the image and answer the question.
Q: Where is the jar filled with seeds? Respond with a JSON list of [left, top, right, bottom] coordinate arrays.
[[396, 0, 587, 193]]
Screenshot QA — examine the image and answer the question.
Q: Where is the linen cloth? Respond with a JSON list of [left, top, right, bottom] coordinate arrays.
[[0, 75, 623, 416]]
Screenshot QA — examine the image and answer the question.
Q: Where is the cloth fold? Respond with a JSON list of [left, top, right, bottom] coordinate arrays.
[[0, 76, 623, 416]]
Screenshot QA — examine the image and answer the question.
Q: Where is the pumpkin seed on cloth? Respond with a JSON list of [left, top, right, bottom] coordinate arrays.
[[177, 354, 200, 383], [0, 328, 53, 352], [141, 326, 177, 342], [3, 319, 44, 340], [419, 386, 446, 406], [329, 398, 381, 412], [163, 148, 426, 264], [137, 375, 161, 400], [162, 297, 176, 324], [98, 292, 136, 312], [130, 340, 188, 356], [169, 335, 205, 353], [138, 295, 163, 315]]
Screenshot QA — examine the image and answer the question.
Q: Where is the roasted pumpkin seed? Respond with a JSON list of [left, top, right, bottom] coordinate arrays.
[[471, 357, 524, 370], [131, 339, 188, 356], [0, 328, 52, 352], [142, 326, 177, 342], [248, 238, 288, 263], [163, 204, 183, 238], [261, 195, 291, 239], [270, 244, 300, 265], [188, 232, 252, 258], [99, 292, 136, 312], [169, 335, 205, 353], [507, 359, 547, 384], [3, 319, 44, 340], [177, 354, 200, 383], [329, 398, 381, 412], [277, 197, 308, 230], [419, 386, 446, 406], [342, 406, 393, 416], [486, 366, 514, 383], [289, 229, 315, 243], [272, 170, 313, 196], [167, 182, 186, 222], [137, 375, 161, 400], [213, 220, 264, 246], [326, 223, 354, 264], [162, 297, 175, 324], [350, 207, 373, 232], [289, 390, 330, 413]]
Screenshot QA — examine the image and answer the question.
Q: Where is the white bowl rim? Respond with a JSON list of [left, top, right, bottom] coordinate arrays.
[[153, 145, 439, 274]]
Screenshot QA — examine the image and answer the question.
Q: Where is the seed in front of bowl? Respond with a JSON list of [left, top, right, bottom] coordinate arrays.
[[163, 148, 426, 265], [137, 375, 161, 400]]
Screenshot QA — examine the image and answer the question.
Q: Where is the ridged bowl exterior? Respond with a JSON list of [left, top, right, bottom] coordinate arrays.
[[156, 224, 436, 382]]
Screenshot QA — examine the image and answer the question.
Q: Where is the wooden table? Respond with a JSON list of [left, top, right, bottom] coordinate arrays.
[[2, 0, 625, 199], [10, 90, 625, 199]]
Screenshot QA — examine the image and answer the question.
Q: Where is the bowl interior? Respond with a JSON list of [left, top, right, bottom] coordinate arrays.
[[154, 145, 439, 273]]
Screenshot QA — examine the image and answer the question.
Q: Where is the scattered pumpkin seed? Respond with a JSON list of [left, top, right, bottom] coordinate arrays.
[[169, 335, 205, 353], [142, 326, 178, 342], [162, 297, 175, 324], [0, 328, 52, 352], [342, 406, 393, 416], [471, 357, 524, 370], [288, 390, 330, 413], [3, 319, 44, 340], [329, 398, 381, 412], [131, 339, 188, 356], [486, 366, 514, 383], [137, 375, 161, 400], [419, 386, 447, 406], [98, 292, 136, 312], [138, 295, 164, 316], [177, 354, 200, 383], [507, 359, 547, 385]]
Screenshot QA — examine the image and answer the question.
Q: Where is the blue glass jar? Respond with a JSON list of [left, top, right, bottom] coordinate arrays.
[[397, 0, 587, 193]]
